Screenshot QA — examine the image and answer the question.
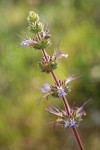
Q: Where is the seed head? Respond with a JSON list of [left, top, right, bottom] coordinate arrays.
[[45, 100, 91, 128]]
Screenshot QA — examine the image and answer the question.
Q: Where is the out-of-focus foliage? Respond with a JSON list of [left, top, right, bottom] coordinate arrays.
[[0, 0, 100, 150]]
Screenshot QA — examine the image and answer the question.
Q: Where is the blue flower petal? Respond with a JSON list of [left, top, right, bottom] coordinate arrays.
[[20, 41, 29, 47], [65, 121, 78, 128], [58, 89, 67, 97], [41, 83, 50, 93]]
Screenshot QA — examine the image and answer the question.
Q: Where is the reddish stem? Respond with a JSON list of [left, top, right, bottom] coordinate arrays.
[[51, 71, 59, 86], [42, 49, 48, 62], [73, 128, 84, 150], [61, 96, 70, 115], [41, 48, 84, 150]]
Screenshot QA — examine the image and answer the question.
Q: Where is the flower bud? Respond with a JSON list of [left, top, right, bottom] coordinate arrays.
[[29, 22, 43, 33], [64, 86, 71, 93], [38, 60, 57, 73], [27, 11, 39, 23], [51, 87, 58, 98], [38, 62, 51, 73], [33, 39, 51, 49], [50, 62, 57, 70]]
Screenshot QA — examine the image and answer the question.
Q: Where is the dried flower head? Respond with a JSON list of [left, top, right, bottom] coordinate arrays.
[[45, 99, 91, 128], [38, 49, 68, 73]]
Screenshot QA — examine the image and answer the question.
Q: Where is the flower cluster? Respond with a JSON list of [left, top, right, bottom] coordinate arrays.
[[20, 11, 51, 49], [27, 11, 43, 33], [45, 99, 91, 128], [38, 48, 68, 73], [37, 75, 78, 101]]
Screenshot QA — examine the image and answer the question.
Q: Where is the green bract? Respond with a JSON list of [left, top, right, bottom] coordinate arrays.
[[27, 11, 39, 23], [33, 39, 51, 49], [51, 87, 58, 98], [38, 61, 57, 73], [29, 22, 43, 33]]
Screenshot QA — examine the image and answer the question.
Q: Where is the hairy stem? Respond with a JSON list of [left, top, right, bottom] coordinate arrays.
[[41, 48, 84, 150]]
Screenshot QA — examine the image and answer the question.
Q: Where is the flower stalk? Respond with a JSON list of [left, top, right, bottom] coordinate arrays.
[[41, 48, 84, 150], [19, 11, 91, 150]]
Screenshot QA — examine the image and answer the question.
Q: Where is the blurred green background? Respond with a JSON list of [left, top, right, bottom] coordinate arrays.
[[0, 0, 100, 150]]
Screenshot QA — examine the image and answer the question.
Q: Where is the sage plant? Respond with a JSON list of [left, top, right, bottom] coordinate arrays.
[[20, 11, 91, 150]]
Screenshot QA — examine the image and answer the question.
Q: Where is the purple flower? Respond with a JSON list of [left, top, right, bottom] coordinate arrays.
[[20, 38, 33, 47], [58, 88, 67, 97], [20, 41, 29, 47], [65, 75, 79, 84], [52, 48, 68, 62], [75, 99, 92, 117], [41, 83, 50, 93], [64, 121, 78, 128]]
